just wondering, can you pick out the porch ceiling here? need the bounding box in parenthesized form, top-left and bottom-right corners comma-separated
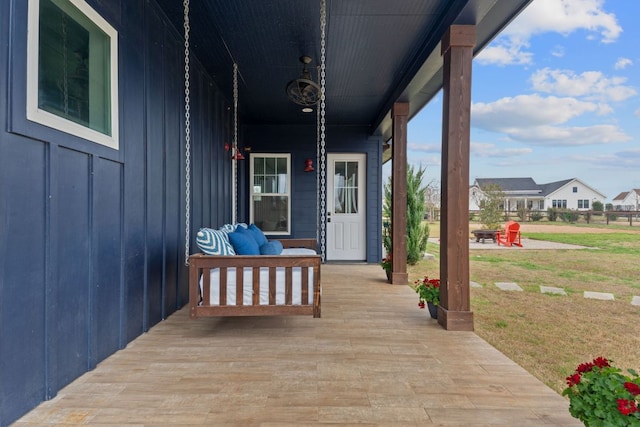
(155, 0, 532, 141)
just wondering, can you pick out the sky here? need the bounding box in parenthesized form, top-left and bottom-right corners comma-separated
(396, 0, 640, 202)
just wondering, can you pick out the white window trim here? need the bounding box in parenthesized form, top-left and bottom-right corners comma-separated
(26, 0, 119, 150)
(249, 153, 291, 235)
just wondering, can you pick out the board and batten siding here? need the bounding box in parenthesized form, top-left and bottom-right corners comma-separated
(0, 0, 231, 424)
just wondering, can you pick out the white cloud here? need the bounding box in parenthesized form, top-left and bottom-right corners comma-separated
(471, 142, 532, 158)
(407, 143, 439, 153)
(506, 124, 631, 146)
(570, 149, 640, 168)
(530, 68, 637, 102)
(472, 94, 599, 130)
(477, 0, 622, 66)
(614, 57, 633, 70)
(471, 94, 631, 146)
(476, 42, 533, 66)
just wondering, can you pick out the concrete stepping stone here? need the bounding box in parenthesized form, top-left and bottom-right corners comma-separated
(631, 296, 640, 306)
(495, 282, 523, 291)
(540, 286, 567, 296)
(584, 291, 614, 301)
(470, 281, 482, 288)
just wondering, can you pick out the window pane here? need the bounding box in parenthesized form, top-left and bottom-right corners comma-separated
(276, 173, 287, 194)
(276, 157, 287, 174)
(253, 176, 265, 192)
(347, 161, 358, 186)
(265, 158, 276, 174)
(252, 195, 289, 232)
(254, 157, 264, 175)
(264, 176, 276, 193)
(39, 0, 111, 135)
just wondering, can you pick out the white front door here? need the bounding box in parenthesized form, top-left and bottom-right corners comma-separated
(326, 153, 366, 261)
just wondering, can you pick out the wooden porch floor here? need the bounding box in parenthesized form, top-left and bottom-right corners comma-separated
(14, 264, 580, 426)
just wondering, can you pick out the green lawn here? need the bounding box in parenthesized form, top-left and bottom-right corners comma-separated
(408, 225, 640, 394)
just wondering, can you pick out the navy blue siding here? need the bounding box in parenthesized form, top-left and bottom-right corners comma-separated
(0, 0, 232, 424)
(93, 158, 124, 364)
(0, 137, 48, 423)
(53, 148, 92, 393)
(121, 0, 147, 344)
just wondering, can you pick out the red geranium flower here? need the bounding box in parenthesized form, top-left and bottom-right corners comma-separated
(593, 357, 611, 369)
(566, 373, 581, 387)
(577, 362, 595, 374)
(617, 399, 639, 416)
(624, 382, 640, 396)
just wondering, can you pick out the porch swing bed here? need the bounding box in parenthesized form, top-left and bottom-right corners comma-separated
(182, 0, 327, 320)
(189, 237, 321, 319)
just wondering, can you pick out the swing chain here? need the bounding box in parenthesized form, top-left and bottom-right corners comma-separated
(319, 0, 327, 262)
(183, 0, 191, 266)
(232, 63, 239, 224)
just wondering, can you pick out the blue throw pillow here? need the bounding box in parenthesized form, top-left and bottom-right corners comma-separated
(228, 226, 260, 255)
(259, 240, 283, 255)
(196, 228, 236, 255)
(247, 224, 268, 247)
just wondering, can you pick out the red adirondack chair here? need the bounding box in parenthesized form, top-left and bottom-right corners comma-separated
(496, 221, 522, 247)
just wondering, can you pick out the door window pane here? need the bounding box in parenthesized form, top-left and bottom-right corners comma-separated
(334, 161, 358, 214)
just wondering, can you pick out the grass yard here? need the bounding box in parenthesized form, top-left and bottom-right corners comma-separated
(408, 222, 640, 394)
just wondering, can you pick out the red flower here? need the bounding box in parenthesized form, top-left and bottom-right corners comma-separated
(577, 362, 595, 374)
(418, 302, 425, 309)
(624, 382, 640, 396)
(566, 373, 581, 387)
(592, 357, 611, 369)
(617, 399, 639, 416)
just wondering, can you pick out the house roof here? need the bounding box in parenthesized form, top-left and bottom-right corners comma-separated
(154, 0, 532, 141)
(613, 191, 629, 202)
(474, 178, 540, 193)
(538, 179, 574, 197)
(474, 177, 607, 199)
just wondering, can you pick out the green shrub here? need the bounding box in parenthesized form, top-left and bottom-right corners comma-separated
(530, 212, 543, 222)
(383, 165, 431, 265)
(477, 184, 505, 230)
(592, 200, 604, 214)
(560, 210, 580, 223)
(406, 165, 430, 265)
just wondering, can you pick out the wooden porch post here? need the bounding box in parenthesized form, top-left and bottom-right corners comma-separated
(391, 102, 409, 285)
(438, 25, 476, 330)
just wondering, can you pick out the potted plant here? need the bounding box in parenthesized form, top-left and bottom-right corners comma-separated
(414, 276, 440, 319)
(380, 253, 392, 282)
(562, 357, 640, 426)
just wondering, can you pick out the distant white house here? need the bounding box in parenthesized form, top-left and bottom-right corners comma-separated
(470, 178, 606, 212)
(612, 189, 640, 211)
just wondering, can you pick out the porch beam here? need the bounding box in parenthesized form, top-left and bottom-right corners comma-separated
(391, 102, 409, 285)
(438, 25, 476, 330)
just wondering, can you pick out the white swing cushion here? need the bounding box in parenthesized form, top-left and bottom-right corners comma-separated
(196, 228, 236, 256)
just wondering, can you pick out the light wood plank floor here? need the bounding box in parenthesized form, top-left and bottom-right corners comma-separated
(14, 264, 580, 426)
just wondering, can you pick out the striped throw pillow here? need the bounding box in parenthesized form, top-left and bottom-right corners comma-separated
(218, 223, 236, 234)
(196, 228, 236, 255)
